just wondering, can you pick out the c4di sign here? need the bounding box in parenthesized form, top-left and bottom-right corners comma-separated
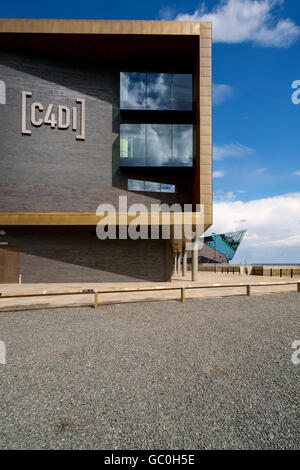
(21, 91, 86, 140)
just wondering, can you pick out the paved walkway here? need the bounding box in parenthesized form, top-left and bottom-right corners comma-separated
(0, 272, 299, 310)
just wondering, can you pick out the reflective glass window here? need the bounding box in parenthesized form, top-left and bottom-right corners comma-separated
(120, 72, 193, 111)
(128, 180, 176, 193)
(145, 181, 161, 192)
(146, 124, 172, 166)
(120, 124, 146, 166)
(120, 72, 146, 109)
(172, 124, 193, 167)
(173, 74, 193, 110)
(161, 183, 176, 193)
(128, 179, 145, 191)
(146, 73, 172, 110)
(120, 124, 193, 167)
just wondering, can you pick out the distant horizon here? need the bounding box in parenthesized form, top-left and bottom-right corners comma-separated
(236, 263, 300, 266)
(249, 263, 300, 266)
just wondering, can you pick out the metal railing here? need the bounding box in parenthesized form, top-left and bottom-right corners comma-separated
(0, 281, 299, 309)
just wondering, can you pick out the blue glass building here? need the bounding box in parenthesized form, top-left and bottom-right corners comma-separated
(204, 231, 247, 263)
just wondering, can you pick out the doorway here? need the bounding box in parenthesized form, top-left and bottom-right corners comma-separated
(0, 246, 19, 283)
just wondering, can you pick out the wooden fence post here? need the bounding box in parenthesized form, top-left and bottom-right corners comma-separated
(246, 285, 251, 296)
(297, 282, 300, 293)
(94, 289, 98, 309)
(181, 287, 185, 303)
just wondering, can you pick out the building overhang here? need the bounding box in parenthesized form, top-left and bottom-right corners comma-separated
(0, 19, 203, 70)
(0, 18, 213, 231)
(0, 18, 207, 36)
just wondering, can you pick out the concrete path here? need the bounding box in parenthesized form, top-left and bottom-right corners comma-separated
(0, 272, 299, 311)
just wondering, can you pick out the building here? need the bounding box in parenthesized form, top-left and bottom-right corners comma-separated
(202, 231, 247, 263)
(185, 231, 247, 268)
(0, 19, 212, 283)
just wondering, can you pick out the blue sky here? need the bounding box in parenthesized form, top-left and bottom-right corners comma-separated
(1, 0, 300, 262)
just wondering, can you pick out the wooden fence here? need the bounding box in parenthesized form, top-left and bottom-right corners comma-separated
(0, 281, 299, 309)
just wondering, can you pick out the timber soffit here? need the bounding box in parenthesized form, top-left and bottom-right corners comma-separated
(0, 19, 211, 36)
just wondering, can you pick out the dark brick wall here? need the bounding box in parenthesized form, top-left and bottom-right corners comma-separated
(0, 51, 190, 212)
(3, 229, 173, 282)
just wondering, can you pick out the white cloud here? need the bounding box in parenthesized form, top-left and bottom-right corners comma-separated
(206, 192, 300, 263)
(214, 190, 238, 201)
(224, 191, 236, 201)
(214, 142, 254, 160)
(214, 189, 247, 201)
(159, 6, 176, 20)
(213, 170, 225, 178)
(263, 235, 300, 247)
(256, 168, 268, 174)
(293, 170, 300, 176)
(213, 84, 234, 105)
(175, 0, 300, 48)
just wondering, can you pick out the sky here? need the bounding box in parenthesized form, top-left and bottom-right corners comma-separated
(1, 0, 300, 263)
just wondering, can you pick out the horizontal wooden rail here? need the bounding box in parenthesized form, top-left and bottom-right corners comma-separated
(0, 281, 299, 309)
(0, 290, 94, 299)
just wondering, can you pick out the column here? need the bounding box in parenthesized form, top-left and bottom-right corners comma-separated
(174, 251, 179, 276)
(176, 251, 181, 276)
(172, 252, 177, 276)
(192, 244, 198, 282)
(182, 246, 187, 277)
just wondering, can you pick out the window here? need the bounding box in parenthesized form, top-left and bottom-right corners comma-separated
(128, 179, 176, 193)
(173, 125, 193, 167)
(145, 181, 161, 192)
(120, 124, 146, 166)
(120, 72, 146, 110)
(146, 124, 172, 166)
(128, 179, 145, 191)
(146, 73, 172, 110)
(161, 183, 176, 193)
(120, 72, 193, 111)
(173, 74, 193, 111)
(120, 124, 194, 167)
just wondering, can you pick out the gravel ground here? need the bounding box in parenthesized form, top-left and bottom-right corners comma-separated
(0, 293, 299, 450)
